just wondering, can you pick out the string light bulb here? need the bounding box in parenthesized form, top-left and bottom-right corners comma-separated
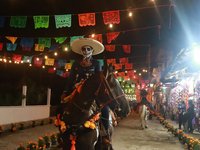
(45, 55, 48, 59)
(53, 68, 56, 70)
(92, 34, 95, 37)
(66, 69, 68, 71)
(4, 59, 7, 62)
(65, 47, 68, 51)
(36, 58, 39, 61)
(29, 64, 32, 66)
(109, 24, 113, 28)
(134, 76, 136, 78)
(143, 69, 145, 72)
(54, 52, 57, 56)
(14, 61, 17, 63)
(139, 73, 141, 76)
(134, 70, 136, 73)
(129, 12, 132, 17)
(0, 58, 2, 61)
(115, 71, 118, 74)
(27, 59, 30, 62)
(125, 71, 127, 73)
(9, 60, 12, 63)
(146, 70, 148, 72)
(42, 65, 45, 68)
(21, 61, 23, 63)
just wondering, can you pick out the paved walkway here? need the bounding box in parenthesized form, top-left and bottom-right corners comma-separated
(0, 112, 186, 150)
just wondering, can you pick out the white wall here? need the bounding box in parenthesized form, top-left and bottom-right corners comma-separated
(0, 105, 50, 125)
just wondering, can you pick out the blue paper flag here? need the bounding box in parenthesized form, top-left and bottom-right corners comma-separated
(97, 59, 104, 66)
(49, 44, 59, 51)
(56, 70, 64, 76)
(6, 43, 17, 51)
(23, 56, 32, 63)
(70, 36, 83, 45)
(58, 59, 67, 66)
(0, 16, 5, 28)
(20, 38, 34, 47)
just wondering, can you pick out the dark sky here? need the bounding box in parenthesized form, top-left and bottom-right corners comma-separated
(0, 0, 198, 104)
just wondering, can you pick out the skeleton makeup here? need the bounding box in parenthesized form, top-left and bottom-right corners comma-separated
(81, 45, 94, 59)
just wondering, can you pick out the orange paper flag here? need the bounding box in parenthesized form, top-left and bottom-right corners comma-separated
(6, 36, 18, 44)
(105, 45, 115, 52)
(78, 13, 95, 27)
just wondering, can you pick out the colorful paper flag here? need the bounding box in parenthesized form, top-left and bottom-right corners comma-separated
(58, 59, 67, 66)
(70, 36, 84, 45)
(97, 59, 104, 66)
(106, 32, 120, 44)
(10, 16, 27, 28)
(34, 57, 43, 67)
(0, 43, 3, 51)
(65, 63, 71, 69)
(125, 63, 133, 69)
(127, 70, 134, 76)
(23, 56, 32, 63)
(119, 57, 129, 65)
(54, 14, 71, 28)
(49, 44, 59, 51)
(89, 34, 102, 43)
(54, 62, 61, 69)
(38, 38, 51, 48)
(78, 13, 95, 27)
(123, 45, 131, 53)
(6, 36, 18, 44)
(22, 46, 31, 51)
(7, 43, 17, 51)
(114, 64, 122, 70)
(117, 72, 125, 77)
(20, 38, 34, 47)
(102, 10, 120, 25)
(0, 16, 5, 28)
(54, 37, 67, 44)
(12, 54, 22, 62)
(105, 45, 115, 52)
(33, 16, 49, 29)
(45, 58, 54, 66)
(107, 59, 116, 65)
(62, 72, 70, 78)
(56, 70, 64, 76)
(70, 60, 75, 66)
(48, 68, 56, 74)
(35, 44, 45, 51)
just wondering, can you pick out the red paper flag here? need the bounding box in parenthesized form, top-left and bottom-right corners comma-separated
(136, 84, 140, 89)
(139, 80, 144, 83)
(123, 45, 131, 53)
(107, 59, 116, 65)
(145, 80, 149, 83)
(127, 70, 134, 76)
(48, 68, 56, 74)
(106, 32, 120, 44)
(62, 72, 70, 78)
(78, 13, 95, 27)
(89, 34, 102, 43)
(123, 76, 130, 81)
(34, 57, 43, 67)
(102, 10, 120, 25)
(134, 74, 139, 79)
(12, 54, 22, 62)
(105, 45, 115, 52)
(22, 46, 31, 51)
(141, 83, 146, 88)
(119, 57, 128, 65)
(125, 63, 133, 70)
(117, 72, 125, 77)
(114, 64, 122, 70)
(0, 43, 3, 51)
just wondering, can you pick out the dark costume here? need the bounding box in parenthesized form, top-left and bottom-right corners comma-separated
(186, 103, 194, 132)
(133, 96, 155, 114)
(64, 57, 110, 141)
(178, 104, 186, 129)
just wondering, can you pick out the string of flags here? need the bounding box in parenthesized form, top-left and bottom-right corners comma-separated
(0, 4, 173, 29)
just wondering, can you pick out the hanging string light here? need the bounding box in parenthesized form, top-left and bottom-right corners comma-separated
(134, 70, 136, 73)
(54, 52, 57, 56)
(0, 58, 2, 61)
(64, 47, 68, 51)
(128, 12, 133, 17)
(53, 68, 56, 70)
(27, 59, 30, 62)
(21, 61, 23, 63)
(109, 24, 113, 28)
(66, 69, 68, 71)
(36, 58, 39, 61)
(139, 73, 141, 76)
(42, 65, 45, 68)
(45, 55, 48, 59)
(92, 34, 95, 37)
(4, 59, 7, 62)
(29, 64, 32, 66)
(9, 60, 12, 63)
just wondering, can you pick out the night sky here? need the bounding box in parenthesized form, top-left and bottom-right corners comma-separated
(0, 0, 198, 105)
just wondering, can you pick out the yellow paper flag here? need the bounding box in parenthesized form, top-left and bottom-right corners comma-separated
(35, 44, 45, 52)
(65, 63, 71, 69)
(6, 36, 18, 44)
(45, 58, 54, 66)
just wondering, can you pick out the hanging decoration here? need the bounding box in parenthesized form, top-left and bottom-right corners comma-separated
(58, 59, 67, 66)
(23, 56, 32, 63)
(105, 45, 115, 52)
(54, 37, 67, 44)
(125, 63, 133, 69)
(139, 79, 144, 83)
(35, 44, 45, 52)
(7, 43, 17, 51)
(48, 68, 56, 74)
(33, 16, 49, 29)
(107, 58, 116, 65)
(0, 43, 3, 51)
(0, 16, 5, 28)
(65, 63, 71, 69)
(49, 44, 59, 51)
(123, 76, 130, 81)
(22, 46, 31, 51)
(6, 36, 18, 44)
(89, 34, 102, 43)
(20, 38, 34, 47)
(119, 57, 128, 65)
(123, 45, 131, 53)
(70, 36, 84, 45)
(118, 72, 125, 77)
(106, 32, 120, 44)
(54, 62, 61, 69)
(56, 70, 64, 76)
(114, 64, 122, 70)
(78, 13, 95, 27)
(145, 80, 149, 83)
(12, 54, 22, 62)
(38, 38, 51, 48)
(127, 70, 134, 76)
(97, 59, 104, 66)
(10, 16, 27, 28)
(45, 58, 54, 66)
(70, 60, 75, 66)
(102, 10, 120, 25)
(54, 14, 71, 28)
(62, 72, 70, 78)
(34, 57, 43, 67)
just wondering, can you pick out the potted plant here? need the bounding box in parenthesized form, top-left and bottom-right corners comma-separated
(43, 134, 51, 148)
(0, 125, 4, 135)
(17, 143, 26, 150)
(20, 122, 24, 130)
(26, 141, 38, 150)
(11, 123, 17, 132)
(31, 120, 36, 127)
(191, 139, 200, 150)
(178, 130, 183, 141)
(50, 132, 57, 146)
(49, 117, 53, 124)
(40, 119, 44, 126)
(38, 137, 46, 150)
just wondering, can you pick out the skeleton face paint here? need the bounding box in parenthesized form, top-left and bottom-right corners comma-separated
(81, 45, 94, 58)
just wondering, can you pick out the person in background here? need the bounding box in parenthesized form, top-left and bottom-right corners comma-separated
(178, 101, 186, 129)
(186, 100, 194, 132)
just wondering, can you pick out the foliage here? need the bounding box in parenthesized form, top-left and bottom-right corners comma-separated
(38, 137, 46, 149)
(49, 117, 53, 124)
(0, 125, 4, 133)
(50, 132, 57, 142)
(11, 123, 17, 132)
(31, 120, 36, 127)
(17, 143, 26, 150)
(26, 141, 38, 150)
(43, 134, 50, 143)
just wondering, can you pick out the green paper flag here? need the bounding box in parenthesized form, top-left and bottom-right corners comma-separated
(10, 16, 27, 28)
(38, 38, 51, 48)
(131, 84, 135, 88)
(62, 44, 71, 51)
(70, 60, 75, 66)
(97, 59, 104, 67)
(54, 37, 67, 44)
(33, 16, 49, 29)
(70, 36, 83, 45)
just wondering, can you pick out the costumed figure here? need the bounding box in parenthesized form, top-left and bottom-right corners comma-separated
(59, 38, 112, 146)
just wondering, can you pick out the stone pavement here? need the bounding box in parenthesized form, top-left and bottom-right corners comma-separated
(0, 112, 186, 150)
